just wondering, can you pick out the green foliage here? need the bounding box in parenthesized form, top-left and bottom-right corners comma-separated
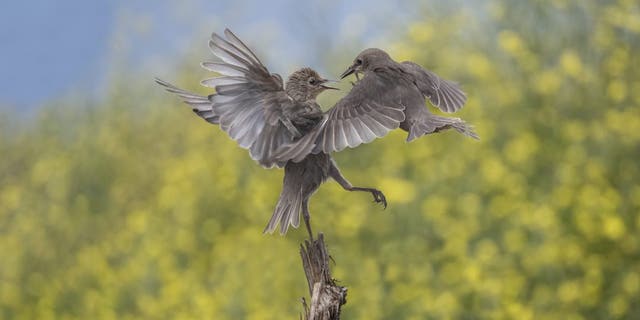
(1, 1, 640, 319)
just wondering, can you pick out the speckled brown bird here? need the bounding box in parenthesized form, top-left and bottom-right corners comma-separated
(273, 48, 478, 166)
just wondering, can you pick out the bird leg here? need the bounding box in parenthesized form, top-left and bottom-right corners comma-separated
(302, 199, 314, 240)
(328, 162, 387, 208)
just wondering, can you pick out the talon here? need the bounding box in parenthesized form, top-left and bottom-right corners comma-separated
(373, 189, 387, 209)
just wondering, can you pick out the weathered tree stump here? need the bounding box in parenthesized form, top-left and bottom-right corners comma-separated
(299, 233, 347, 320)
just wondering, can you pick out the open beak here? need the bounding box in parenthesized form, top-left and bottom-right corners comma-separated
(340, 65, 356, 79)
(320, 79, 339, 90)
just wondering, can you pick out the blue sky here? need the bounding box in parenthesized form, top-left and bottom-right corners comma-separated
(0, 0, 418, 111)
(0, 0, 116, 109)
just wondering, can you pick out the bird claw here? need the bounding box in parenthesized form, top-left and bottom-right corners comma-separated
(370, 189, 387, 209)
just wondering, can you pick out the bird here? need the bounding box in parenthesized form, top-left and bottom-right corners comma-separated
(271, 48, 477, 166)
(261, 67, 388, 238)
(340, 48, 478, 141)
(155, 29, 388, 238)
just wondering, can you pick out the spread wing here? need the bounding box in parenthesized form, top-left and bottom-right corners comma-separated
(157, 28, 300, 168)
(273, 70, 408, 163)
(401, 61, 467, 113)
(154, 78, 219, 125)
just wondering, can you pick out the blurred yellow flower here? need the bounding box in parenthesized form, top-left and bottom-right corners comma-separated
(504, 132, 539, 165)
(2, 2, 640, 319)
(467, 53, 492, 79)
(378, 177, 416, 204)
(607, 79, 627, 103)
(498, 30, 525, 56)
(602, 215, 626, 240)
(560, 50, 583, 79)
(558, 281, 580, 303)
(608, 295, 629, 318)
(408, 23, 433, 43)
(533, 69, 562, 95)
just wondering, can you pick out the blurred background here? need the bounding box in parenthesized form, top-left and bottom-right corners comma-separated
(1, 0, 639, 319)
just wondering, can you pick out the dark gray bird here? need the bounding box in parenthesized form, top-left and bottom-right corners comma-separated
(272, 49, 477, 167)
(155, 29, 388, 237)
(263, 67, 386, 237)
(341, 48, 478, 141)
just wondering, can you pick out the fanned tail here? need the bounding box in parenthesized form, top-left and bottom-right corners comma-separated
(263, 188, 302, 235)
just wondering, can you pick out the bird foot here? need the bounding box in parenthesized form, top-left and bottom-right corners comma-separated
(370, 189, 387, 209)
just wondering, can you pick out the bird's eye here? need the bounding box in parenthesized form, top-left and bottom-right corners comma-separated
(308, 78, 317, 85)
(356, 58, 363, 65)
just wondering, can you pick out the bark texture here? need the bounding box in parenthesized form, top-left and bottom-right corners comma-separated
(300, 233, 347, 320)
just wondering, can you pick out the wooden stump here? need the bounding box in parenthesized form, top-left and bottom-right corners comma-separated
(300, 233, 347, 320)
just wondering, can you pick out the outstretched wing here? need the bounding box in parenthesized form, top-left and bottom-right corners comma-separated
(158, 28, 300, 168)
(154, 78, 219, 125)
(274, 70, 407, 163)
(401, 61, 467, 113)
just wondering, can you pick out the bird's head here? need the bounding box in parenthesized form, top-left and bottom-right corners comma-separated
(285, 68, 338, 102)
(340, 48, 392, 79)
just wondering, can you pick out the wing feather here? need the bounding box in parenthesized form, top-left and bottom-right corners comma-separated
(271, 69, 407, 160)
(401, 61, 467, 113)
(157, 29, 296, 168)
(201, 62, 248, 76)
(154, 78, 220, 125)
(201, 76, 245, 88)
(223, 29, 265, 66)
(208, 40, 250, 68)
(342, 119, 360, 148)
(333, 120, 348, 151)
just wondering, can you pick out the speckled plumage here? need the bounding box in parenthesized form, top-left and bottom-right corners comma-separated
(156, 29, 386, 237)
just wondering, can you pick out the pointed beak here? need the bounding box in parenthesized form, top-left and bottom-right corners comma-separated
(340, 65, 356, 79)
(320, 79, 339, 90)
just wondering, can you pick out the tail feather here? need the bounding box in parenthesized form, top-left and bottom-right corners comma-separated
(263, 189, 302, 235)
(408, 114, 479, 141)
